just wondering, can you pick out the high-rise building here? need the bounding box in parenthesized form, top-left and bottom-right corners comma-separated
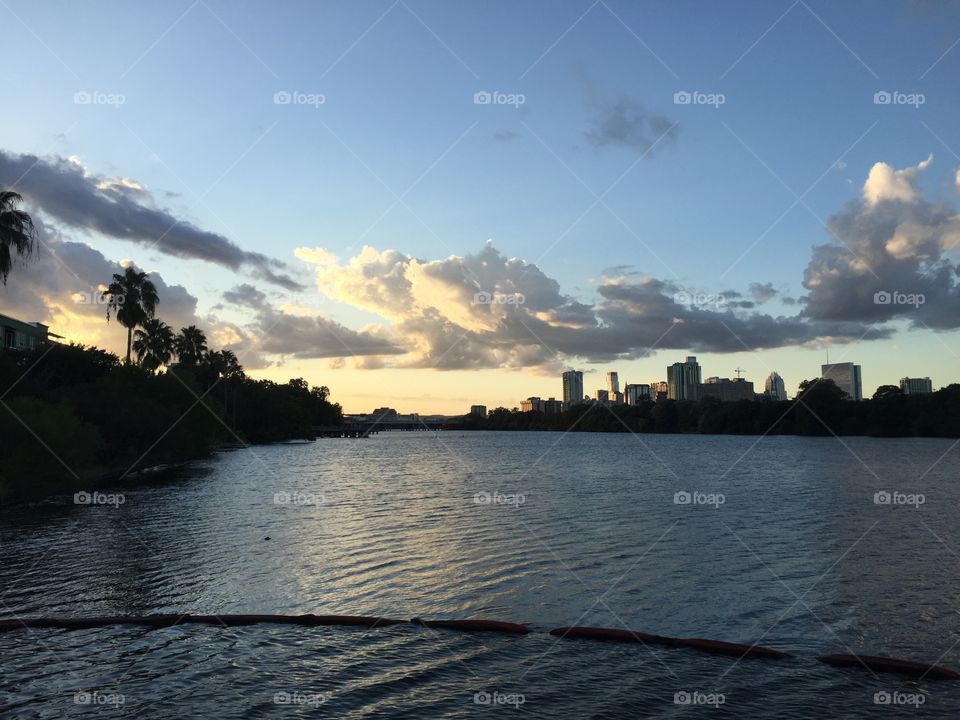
(624, 384, 652, 405)
(765, 372, 788, 401)
(652, 381, 669, 401)
(821, 362, 862, 400)
(606, 371, 620, 395)
(520, 397, 544, 412)
(543, 398, 563, 414)
(691, 378, 755, 402)
(562, 370, 584, 409)
(596, 389, 609, 404)
(900, 377, 933, 395)
(667, 356, 702, 400)
(470, 405, 487, 418)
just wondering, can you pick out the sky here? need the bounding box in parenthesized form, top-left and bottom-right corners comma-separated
(2, 0, 960, 413)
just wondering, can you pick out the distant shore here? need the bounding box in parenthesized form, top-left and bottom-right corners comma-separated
(458, 384, 960, 439)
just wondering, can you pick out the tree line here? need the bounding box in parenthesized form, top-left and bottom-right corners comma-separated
(0, 338, 343, 499)
(462, 379, 960, 438)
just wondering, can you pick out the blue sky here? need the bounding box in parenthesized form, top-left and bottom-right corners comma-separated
(3, 0, 960, 411)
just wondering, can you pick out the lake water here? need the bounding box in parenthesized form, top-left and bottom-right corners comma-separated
(2, 431, 960, 718)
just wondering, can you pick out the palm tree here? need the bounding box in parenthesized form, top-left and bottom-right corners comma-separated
(0, 191, 37, 284)
(133, 318, 175, 372)
(174, 325, 208, 367)
(105, 266, 159, 364)
(204, 349, 244, 381)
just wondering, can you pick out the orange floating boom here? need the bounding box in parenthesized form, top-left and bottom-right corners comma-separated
(674, 637, 790, 659)
(0, 614, 406, 631)
(820, 654, 959, 680)
(548, 626, 789, 659)
(411, 618, 530, 634)
(548, 626, 674, 646)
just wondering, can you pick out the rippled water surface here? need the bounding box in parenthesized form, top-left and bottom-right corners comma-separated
(3, 431, 960, 718)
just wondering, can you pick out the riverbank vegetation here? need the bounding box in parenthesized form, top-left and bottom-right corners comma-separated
(0, 341, 342, 498)
(0, 251, 341, 499)
(462, 379, 960, 438)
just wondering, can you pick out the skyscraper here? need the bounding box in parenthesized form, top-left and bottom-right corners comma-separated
(562, 370, 584, 409)
(624, 384, 652, 405)
(900, 377, 933, 395)
(667, 356, 702, 400)
(606, 371, 620, 395)
(821, 362, 862, 400)
(765, 371, 787, 401)
(691, 378, 755, 402)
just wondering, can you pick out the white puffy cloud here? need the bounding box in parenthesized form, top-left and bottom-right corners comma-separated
(803, 155, 960, 329)
(862, 154, 932, 206)
(288, 240, 883, 371)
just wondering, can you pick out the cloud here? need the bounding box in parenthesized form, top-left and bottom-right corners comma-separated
(0, 219, 202, 353)
(802, 155, 960, 329)
(0, 149, 304, 290)
(220, 283, 405, 362)
(292, 241, 884, 371)
(584, 97, 677, 156)
(749, 282, 778, 304)
(862, 154, 932, 206)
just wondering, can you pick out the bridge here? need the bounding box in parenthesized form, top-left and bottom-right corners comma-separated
(313, 415, 461, 438)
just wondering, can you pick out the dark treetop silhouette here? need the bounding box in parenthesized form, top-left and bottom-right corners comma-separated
(0, 190, 36, 284)
(105, 266, 158, 365)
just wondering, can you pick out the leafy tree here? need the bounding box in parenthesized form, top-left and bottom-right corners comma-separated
(0, 191, 36, 283)
(106, 266, 159, 364)
(872, 385, 903, 401)
(174, 325, 208, 367)
(793, 378, 848, 435)
(201, 349, 244, 384)
(133, 318, 175, 372)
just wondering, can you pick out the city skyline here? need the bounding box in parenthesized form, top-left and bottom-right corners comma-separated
(495, 354, 942, 418)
